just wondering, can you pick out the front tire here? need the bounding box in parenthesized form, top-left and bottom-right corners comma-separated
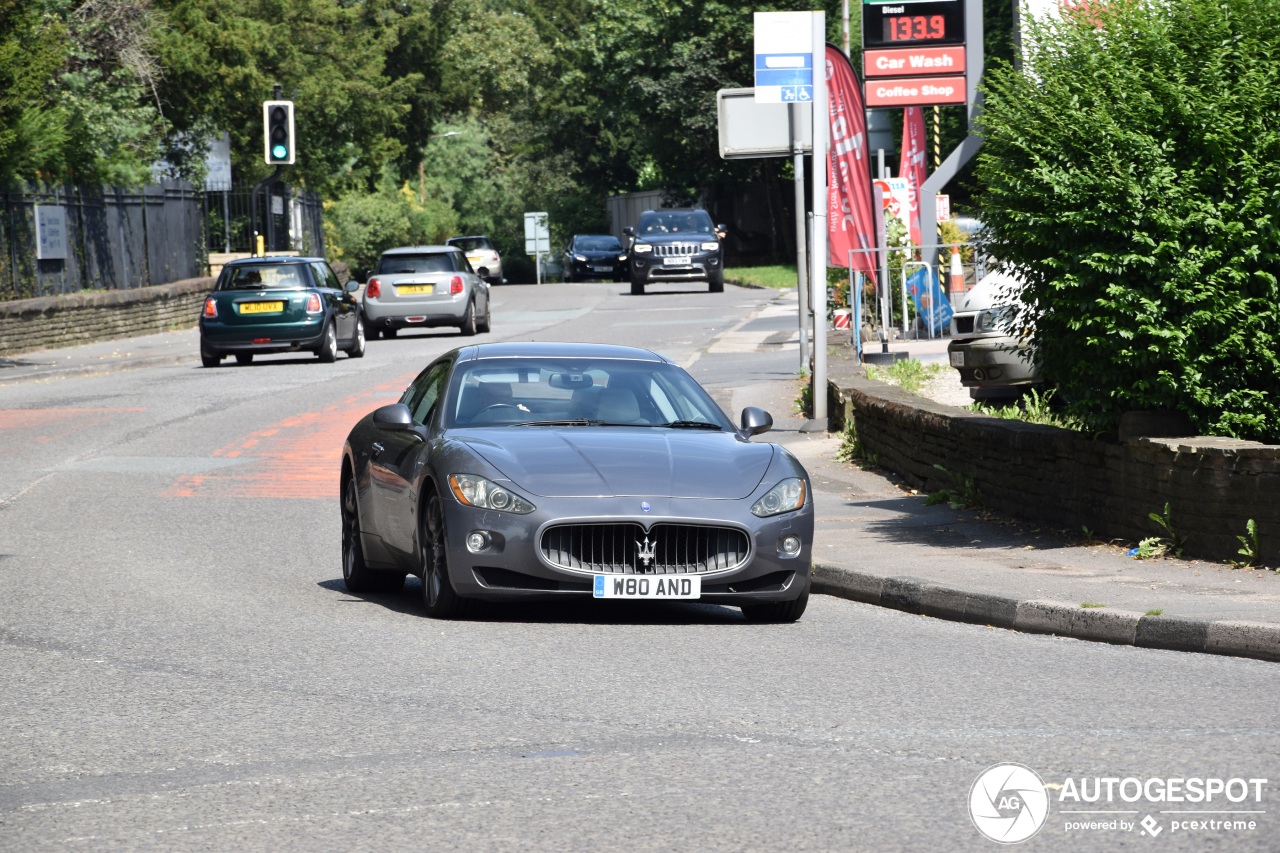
(341, 477, 405, 594)
(741, 589, 809, 623)
(477, 297, 492, 334)
(317, 321, 338, 362)
(709, 275, 724, 294)
(630, 277, 645, 296)
(420, 492, 471, 619)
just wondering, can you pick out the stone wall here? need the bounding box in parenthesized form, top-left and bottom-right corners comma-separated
(0, 279, 212, 357)
(827, 370, 1280, 565)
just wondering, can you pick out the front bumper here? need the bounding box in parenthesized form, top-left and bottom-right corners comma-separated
(630, 252, 722, 283)
(947, 336, 1039, 389)
(568, 258, 626, 280)
(441, 494, 813, 605)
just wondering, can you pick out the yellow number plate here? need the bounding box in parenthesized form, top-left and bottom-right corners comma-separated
(397, 284, 434, 295)
(239, 301, 284, 314)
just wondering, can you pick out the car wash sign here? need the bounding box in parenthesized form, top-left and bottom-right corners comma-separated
(754, 11, 815, 104)
(862, 0, 968, 108)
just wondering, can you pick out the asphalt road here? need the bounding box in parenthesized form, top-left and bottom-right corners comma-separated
(1, 280, 1277, 852)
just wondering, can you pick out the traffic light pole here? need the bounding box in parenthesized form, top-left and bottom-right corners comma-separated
(250, 165, 283, 257)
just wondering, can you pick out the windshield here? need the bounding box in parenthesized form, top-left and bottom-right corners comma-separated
(448, 237, 492, 252)
(217, 264, 308, 291)
(446, 358, 732, 429)
(576, 236, 623, 252)
(378, 253, 457, 274)
(636, 211, 714, 236)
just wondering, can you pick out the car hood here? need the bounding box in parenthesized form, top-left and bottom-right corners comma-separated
(635, 233, 716, 246)
(452, 428, 773, 499)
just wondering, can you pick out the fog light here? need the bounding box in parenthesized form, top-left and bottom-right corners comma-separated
(781, 535, 802, 556)
(466, 531, 491, 553)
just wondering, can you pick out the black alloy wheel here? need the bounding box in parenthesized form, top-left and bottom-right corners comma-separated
(740, 589, 809, 623)
(341, 477, 404, 594)
(420, 492, 470, 619)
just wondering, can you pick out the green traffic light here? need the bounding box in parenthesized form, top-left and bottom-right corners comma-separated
(272, 144, 288, 160)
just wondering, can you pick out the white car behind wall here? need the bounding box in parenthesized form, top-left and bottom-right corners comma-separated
(946, 270, 1041, 401)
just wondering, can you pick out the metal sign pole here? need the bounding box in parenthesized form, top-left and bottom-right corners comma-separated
(791, 103, 810, 371)
(807, 11, 828, 429)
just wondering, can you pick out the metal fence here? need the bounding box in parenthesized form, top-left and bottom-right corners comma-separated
(1, 181, 325, 301)
(201, 181, 324, 258)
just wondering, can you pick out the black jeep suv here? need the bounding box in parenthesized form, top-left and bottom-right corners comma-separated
(623, 209, 726, 295)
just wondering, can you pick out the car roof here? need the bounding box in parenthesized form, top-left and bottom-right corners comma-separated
(380, 245, 460, 254)
(446, 235, 489, 241)
(454, 342, 673, 364)
(226, 256, 326, 266)
(572, 233, 621, 239)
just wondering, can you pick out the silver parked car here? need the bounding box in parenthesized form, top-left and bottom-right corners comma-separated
(445, 235, 503, 285)
(339, 342, 814, 623)
(361, 246, 491, 339)
(947, 270, 1040, 400)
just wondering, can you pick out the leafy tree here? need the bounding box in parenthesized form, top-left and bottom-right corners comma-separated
(976, 0, 1280, 442)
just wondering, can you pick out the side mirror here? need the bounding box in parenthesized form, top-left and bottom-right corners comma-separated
(740, 406, 773, 437)
(373, 403, 416, 431)
(622, 227, 635, 237)
(344, 279, 360, 293)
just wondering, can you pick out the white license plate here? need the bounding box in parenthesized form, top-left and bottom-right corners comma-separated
(593, 574, 701, 599)
(949, 351, 965, 367)
(593, 266, 613, 273)
(663, 256, 692, 266)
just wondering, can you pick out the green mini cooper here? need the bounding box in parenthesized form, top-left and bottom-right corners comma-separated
(199, 256, 365, 367)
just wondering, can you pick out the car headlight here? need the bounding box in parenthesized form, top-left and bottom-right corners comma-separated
(701, 242, 720, 251)
(975, 310, 997, 333)
(575, 254, 587, 262)
(751, 478, 806, 517)
(618, 254, 627, 261)
(448, 474, 535, 514)
(632, 243, 652, 254)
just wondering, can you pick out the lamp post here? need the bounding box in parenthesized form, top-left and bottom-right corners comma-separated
(420, 131, 461, 204)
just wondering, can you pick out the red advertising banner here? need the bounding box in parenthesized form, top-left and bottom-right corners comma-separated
(824, 44, 877, 284)
(899, 107, 926, 245)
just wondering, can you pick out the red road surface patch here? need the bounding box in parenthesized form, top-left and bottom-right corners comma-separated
(166, 382, 407, 500)
(0, 408, 145, 455)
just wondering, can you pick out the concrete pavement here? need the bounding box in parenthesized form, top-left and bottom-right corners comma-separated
(5, 302, 1280, 663)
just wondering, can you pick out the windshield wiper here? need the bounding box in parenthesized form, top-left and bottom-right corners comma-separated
(515, 419, 603, 427)
(659, 420, 723, 430)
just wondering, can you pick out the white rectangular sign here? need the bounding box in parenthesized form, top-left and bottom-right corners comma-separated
(35, 205, 68, 260)
(524, 211, 549, 254)
(754, 12, 817, 103)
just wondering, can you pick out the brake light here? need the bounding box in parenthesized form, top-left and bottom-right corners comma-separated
(450, 275, 464, 295)
(366, 277, 381, 298)
(202, 298, 218, 318)
(306, 293, 323, 313)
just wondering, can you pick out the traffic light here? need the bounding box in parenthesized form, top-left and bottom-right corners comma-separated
(263, 100, 295, 165)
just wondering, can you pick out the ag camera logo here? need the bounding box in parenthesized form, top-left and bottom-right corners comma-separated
(970, 763, 1050, 844)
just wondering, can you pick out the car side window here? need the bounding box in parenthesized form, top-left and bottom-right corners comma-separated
(455, 252, 473, 273)
(404, 361, 452, 426)
(312, 262, 340, 289)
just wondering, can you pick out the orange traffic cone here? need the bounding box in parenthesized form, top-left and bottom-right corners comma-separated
(948, 247, 965, 296)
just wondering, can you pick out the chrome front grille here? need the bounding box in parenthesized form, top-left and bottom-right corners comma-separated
(653, 242, 699, 257)
(540, 522, 750, 575)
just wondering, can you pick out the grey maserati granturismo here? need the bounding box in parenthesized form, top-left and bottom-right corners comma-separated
(339, 342, 813, 621)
